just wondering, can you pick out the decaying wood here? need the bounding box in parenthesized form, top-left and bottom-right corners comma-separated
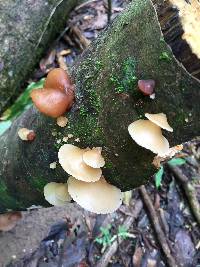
(0, 0, 78, 113)
(139, 185, 179, 267)
(168, 164, 200, 225)
(0, 0, 200, 212)
(155, 0, 200, 79)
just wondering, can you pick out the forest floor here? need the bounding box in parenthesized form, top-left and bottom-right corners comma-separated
(0, 1, 200, 266)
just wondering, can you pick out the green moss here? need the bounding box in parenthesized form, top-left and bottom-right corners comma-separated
(31, 177, 48, 193)
(0, 180, 19, 207)
(159, 52, 172, 62)
(105, 162, 113, 169)
(110, 57, 137, 94)
(67, 112, 104, 146)
(175, 110, 186, 124)
(79, 106, 88, 117)
(95, 60, 103, 71)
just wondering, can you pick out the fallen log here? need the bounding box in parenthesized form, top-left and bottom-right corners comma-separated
(0, 0, 200, 212)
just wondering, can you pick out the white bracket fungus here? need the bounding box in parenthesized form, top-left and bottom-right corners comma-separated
(67, 176, 122, 214)
(44, 182, 71, 206)
(82, 147, 105, 168)
(58, 144, 102, 182)
(128, 113, 173, 156)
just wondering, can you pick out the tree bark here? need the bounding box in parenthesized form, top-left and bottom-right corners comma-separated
(0, 0, 200, 213)
(155, 0, 200, 80)
(0, 0, 78, 113)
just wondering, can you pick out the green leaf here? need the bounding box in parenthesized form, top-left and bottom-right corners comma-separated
(155, 166, 164, 188)
(168, 158, 186, 166)
(1, 78, 44, 121)
(0, 78, 44, 136)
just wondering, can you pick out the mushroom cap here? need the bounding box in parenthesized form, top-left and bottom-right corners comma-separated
(44, 68, 75, 109)
(68, 176, 122, 214)
(138, 79, 155, 95)
(55, 183, 72, 202)
(18, 128, 33, 141)
(58, 144, 102, 182)
(44, 182, 71, 206)
(31, 88, 70, 118)
(83, 147, 105, 168)
(128, 120, 170, 156)
(145, 113, 173, 132)
(44, 68, 72, 93)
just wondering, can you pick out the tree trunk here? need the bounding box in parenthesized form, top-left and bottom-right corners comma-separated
(0, 0, 200, 213)
(0, 0, 78, 113)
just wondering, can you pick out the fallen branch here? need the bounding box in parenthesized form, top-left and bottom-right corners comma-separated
(139, 185, 178, 267)
(168, 164, 200, 225)
(96, 200, 143, 267)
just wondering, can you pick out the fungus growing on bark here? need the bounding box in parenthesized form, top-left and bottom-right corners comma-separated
(67, 176, 122, 214)
(56, 116, 68, 127)
(58, 144, 102, 182)
(18, 128, 36, 141)
(44, 68, 72, 93)
(128, 120, 170, 156)
(82, 147, 105, 168)
(145, 113, 173, 132)
(31, 68, 75, 118)
(31, 88, 70, 118)
(138, 79, 155, 95)
(44, 182, 71, 206)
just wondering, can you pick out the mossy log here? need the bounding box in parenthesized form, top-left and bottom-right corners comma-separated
(0, 0, 78, 113)
(0, 0, 200, 213)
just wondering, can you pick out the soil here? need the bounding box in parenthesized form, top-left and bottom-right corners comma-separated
(0, 1, 200, 267)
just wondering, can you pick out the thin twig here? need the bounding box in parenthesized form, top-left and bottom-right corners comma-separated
(139, 185, 179, 267)
(107, 0, 112, 23)
(168, 164, 200, 225)
(96, 200, 143, 267)
(71, 26, 91, 49)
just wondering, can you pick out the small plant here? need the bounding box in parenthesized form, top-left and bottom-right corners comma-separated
(155, 157, 186, 188)
(95, 224, 135, 253)
(95, 224, 113, 252)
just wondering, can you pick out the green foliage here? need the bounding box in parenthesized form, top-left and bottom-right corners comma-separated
(117, 225, 129, 239)
(168, 158, 186, 166)
(95, 224, 135, 252)
(155, 158, 186, 188)
(155, 166, 164, 188)
(0, 79, 44, 136)
(95, 224, 112, 248)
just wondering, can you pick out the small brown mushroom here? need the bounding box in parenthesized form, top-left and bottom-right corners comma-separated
(18, 128, 36, 141)
(44, 68, 75, 109)
(67, 176, 122, 214)
(31, 88, 70, 118)
(138, 79, 155, 95)
(44, 68, 72, 93)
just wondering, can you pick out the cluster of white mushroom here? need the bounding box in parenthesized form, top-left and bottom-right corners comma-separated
(128, 113, 173, 156)
(44, 144, 122, 214)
